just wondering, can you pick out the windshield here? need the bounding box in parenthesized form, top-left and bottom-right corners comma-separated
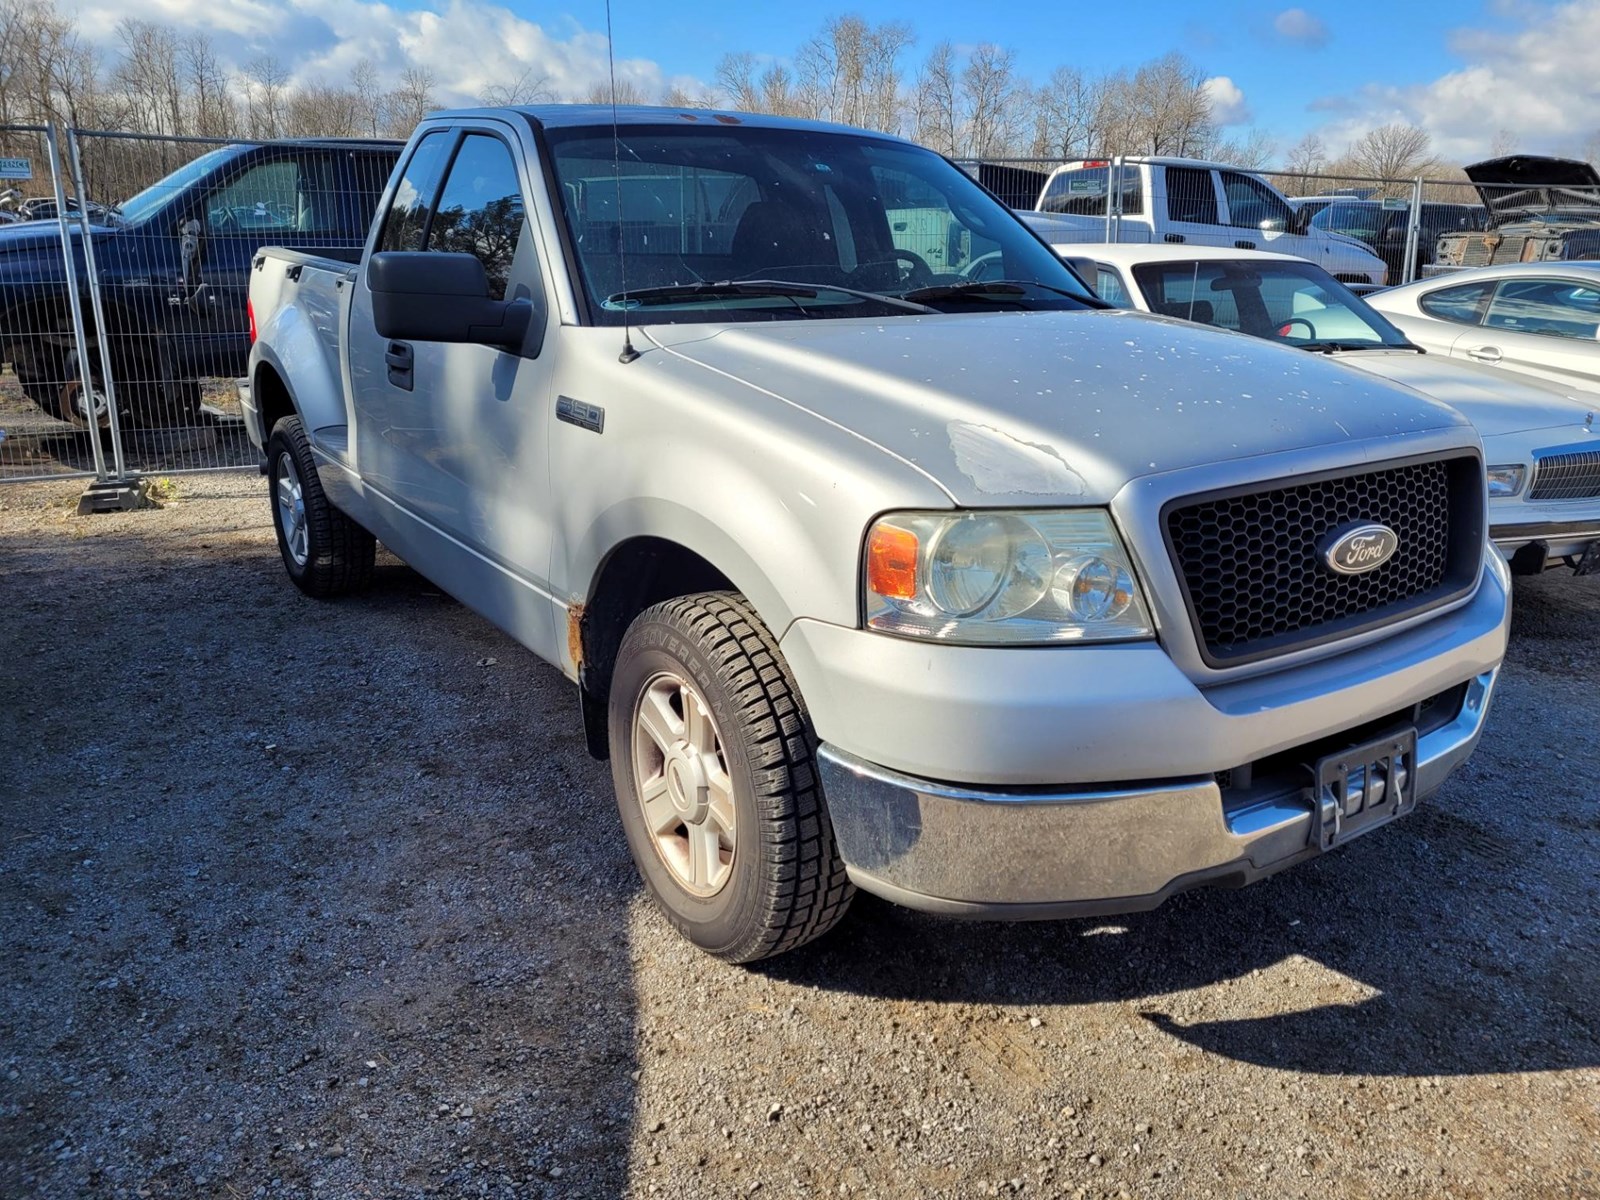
(544, 123, 1097, 325)
(114, 145, 240, 225)
(1311, 202, 1390, 241)
(1128, 258, 1413, 349)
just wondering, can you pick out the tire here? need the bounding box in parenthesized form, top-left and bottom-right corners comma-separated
(266, 415, 375, 598)
(608, 592, 854, 962)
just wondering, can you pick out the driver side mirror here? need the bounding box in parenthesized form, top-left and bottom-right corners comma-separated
(369, 251, 540, 355)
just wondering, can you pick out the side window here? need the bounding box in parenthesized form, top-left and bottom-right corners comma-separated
(378, 132, 452, 253)
(428, 134, 528, 302)
(1484, 279, 1600, 340)
(1094, 266, 1130, 306)
(1165, 167, 1218, 225)
(1220, 171, 1290, 230)
(206, 157, 333, 234)
(1418, 281, 1493, 326)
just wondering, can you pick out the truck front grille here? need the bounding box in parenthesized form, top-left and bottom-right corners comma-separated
(1164, 454, 1485, 667)
(1530, 446, 1600, 501)
(1459, 234, 1530, 267)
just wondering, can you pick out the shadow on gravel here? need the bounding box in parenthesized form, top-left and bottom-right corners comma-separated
(0, 530, 642, 1198)
(760, 571, 1600, 1080)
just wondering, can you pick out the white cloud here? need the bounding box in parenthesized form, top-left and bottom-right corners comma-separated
(1272, 8, 1330, 48)
(62, 0, 691, 106)
(1203, 76, 1252, 126)
(1313, 0, 1600, 162)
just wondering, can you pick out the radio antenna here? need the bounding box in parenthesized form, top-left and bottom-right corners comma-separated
(606, 0, 640, 363)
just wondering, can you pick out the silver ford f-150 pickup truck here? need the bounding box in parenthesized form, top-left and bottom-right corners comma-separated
(244, 106, 1509, 962)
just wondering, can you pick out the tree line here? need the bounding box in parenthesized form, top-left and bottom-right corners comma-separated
(1, 0, 1472, 202)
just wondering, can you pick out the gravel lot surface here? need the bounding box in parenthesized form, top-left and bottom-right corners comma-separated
(2, 473, 1597, 1200)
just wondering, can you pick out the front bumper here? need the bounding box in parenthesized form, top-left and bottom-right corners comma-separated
(819, 670, 1498, 917)
(1490, 516, 1600, 569)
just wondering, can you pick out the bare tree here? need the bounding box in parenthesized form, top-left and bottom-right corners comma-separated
(351, 58, 382, 136)
(1341, 123, 1441, 180)
(1029, 66, 1104, 159)
(911, 41, 959, 156)
(383, 65, 436, 137)
(796, 16, 912, 131)
(479, 67, 556, 107)
(961, 43, 1022, 159)
(243, 55, 288, 139)
(714, 52, 761, 113)
(182, 33, 234, 137)
(581, 76, 649, 107)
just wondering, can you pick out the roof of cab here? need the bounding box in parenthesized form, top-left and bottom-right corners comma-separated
(423, 104, 915, 142)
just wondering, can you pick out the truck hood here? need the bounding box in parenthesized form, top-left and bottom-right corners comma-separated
(643, 309, 1470, 506)
(1332, 350, 1600, 437)
(1463, 155, 1600, 221)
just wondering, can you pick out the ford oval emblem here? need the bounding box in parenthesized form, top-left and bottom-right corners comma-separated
(1320, 522, 1399, 575)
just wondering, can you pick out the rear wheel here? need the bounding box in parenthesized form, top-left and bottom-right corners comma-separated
(266, 415, 375, 597)
(609, 592, 853, 963)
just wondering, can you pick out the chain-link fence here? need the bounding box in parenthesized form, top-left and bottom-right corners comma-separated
(1, 125, 397, 492)
(0, 123, 121, 483)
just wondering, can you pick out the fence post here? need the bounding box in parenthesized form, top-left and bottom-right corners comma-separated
(66, 127, 135, 493)
(1399, 175, 1424, 286)
(44, 122, 112, 485)
(1107, 155, 1121, 244)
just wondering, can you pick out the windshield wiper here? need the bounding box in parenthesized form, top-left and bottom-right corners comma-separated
(607, 279, 935, 314)
(899, 278, 1101, 305)
(1296, 339, 1424, 354)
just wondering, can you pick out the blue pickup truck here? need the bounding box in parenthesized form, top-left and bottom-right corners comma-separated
(0, 138, 398, 427)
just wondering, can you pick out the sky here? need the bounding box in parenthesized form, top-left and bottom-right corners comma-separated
(61, 0, 1600, 163)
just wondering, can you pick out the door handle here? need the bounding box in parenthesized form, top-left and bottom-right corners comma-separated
(385, 340, 414, 390)
(1234, 240, 1256, 249)
(1164, 233, 1186, 244)
(1465, 345, 1502, 363)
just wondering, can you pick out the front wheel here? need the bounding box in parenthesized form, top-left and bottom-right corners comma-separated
(266, 416, 375, 598)
(609, 592, 854, 962)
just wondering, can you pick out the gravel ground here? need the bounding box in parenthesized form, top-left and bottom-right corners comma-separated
(1, 473, 1597, 1200)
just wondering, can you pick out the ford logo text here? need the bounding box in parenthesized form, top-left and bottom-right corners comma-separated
(1320, 523, 1399, 575)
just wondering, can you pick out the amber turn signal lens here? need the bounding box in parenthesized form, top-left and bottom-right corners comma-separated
(866, 523, 920, 600)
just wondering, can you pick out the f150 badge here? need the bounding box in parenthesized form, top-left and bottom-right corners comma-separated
(1320, 523, 1399, 575)
(556, 395, 605, 434)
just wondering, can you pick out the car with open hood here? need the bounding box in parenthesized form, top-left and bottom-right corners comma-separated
(1430, 155, 1600, 274)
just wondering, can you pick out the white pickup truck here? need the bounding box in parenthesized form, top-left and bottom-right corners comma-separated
(244, 105, 1507, 962)
(1021, 156, 1390, 287)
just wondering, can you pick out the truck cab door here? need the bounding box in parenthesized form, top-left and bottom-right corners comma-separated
(1218, 170, 1300, 255)
(349, 124, 560, 659)
(1159, 166, 1223, 247)
(167, 151, 346, 379)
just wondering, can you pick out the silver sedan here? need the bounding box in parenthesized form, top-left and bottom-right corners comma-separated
(1366, 262, 1600, 395)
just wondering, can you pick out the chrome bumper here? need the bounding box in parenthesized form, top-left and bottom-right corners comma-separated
(818, 670, 1498, 918)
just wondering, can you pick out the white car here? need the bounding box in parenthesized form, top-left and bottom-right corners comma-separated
(1070, 244, 1600, 574)
(1021, 157, 1389, 287)
(1366, 263, 1600, 395)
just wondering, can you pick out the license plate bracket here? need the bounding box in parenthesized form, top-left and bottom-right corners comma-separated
(1311, 727, 1418, 851)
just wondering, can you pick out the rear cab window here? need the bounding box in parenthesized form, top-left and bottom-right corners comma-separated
(1039, 164, 1143, 217)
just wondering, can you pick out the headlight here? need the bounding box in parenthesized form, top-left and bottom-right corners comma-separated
(1486, 464, 1526, 498)
(864, 509, 1155, 644)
